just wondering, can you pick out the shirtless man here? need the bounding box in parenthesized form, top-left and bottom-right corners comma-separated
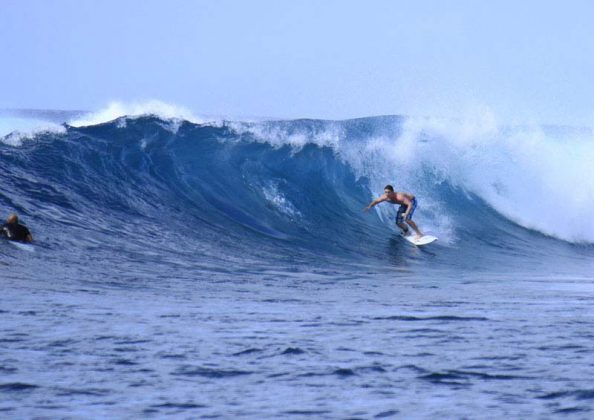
(363, 184, 423, 238)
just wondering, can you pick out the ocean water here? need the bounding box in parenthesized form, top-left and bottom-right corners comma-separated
(1, 106, 594, 418)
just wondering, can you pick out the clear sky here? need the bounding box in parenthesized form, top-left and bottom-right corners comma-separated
(1, 0, 593, 125)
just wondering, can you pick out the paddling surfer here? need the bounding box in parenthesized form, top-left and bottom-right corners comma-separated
(1, 214, 33, 243)
(363, 185, 423, 239)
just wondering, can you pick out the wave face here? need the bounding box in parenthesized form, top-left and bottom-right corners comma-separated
(1, 112, 593, 276)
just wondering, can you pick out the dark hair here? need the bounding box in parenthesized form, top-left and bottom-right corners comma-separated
(384, 185, 394, 192)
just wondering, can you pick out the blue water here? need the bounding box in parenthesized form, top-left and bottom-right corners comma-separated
(1, 111, 594, 418)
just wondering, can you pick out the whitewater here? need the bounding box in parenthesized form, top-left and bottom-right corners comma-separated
(1, 103, 594, 418)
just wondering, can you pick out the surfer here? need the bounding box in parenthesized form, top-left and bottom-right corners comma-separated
(363, 185, 423, 238)
(1, 214, 33, 243)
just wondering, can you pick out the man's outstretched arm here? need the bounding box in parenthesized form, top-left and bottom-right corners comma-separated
(363, 195, 387, 212)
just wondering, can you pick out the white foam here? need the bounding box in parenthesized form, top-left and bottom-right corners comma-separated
(261, 181, 302, 219)
(228, 120, 343, 150)
(69, 100, 206, 128)
(383, 112, 594, 243)
(0, 118, 66, 146)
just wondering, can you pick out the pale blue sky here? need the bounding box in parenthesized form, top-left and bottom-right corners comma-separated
(1, 0, 593, 124)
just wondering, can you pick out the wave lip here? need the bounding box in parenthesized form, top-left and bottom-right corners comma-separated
(68, 100, 206, 128)
(0, 110, 70, 143)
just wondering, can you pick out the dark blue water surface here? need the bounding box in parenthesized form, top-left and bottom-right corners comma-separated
(1, 115, 594, 418)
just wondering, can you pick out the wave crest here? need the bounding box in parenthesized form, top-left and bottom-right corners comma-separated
(68, 100, 206, 127)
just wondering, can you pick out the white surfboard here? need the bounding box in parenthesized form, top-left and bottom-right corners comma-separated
(8, 241, 35, 252)
(404, 234, 438, 246)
